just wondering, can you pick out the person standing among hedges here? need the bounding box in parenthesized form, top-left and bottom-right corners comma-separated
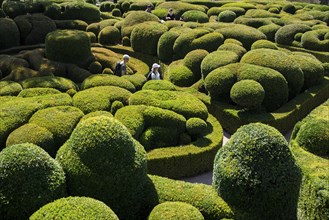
(166, 8, 175, 20)
(145, 4, 153, 13)
(147, 63, 162, 80)
(115, 54, 130, 76)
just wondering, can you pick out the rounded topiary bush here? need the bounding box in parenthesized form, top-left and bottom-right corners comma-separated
(218, 10, 236, 22)
(29, 106, 84, 148)
(241, 48, 304, 99)
(56, 116, 152, 219)
(140, 126, 179, 151)
(201, 50, 239, 78)
(184, 49, 209, 78)
(230, 80, 265, 109)
(142, 80, 176, 91)
(17, 88, 61, 98)
(218, 43, 247, 58)
(296, 119, 329, 157)
(204, 67, 237, 101)
(110, 100, 124, 115)
(88, 61, 103, 74)
(98, 26, 121, 45)
(148, 202, 204, 220)
(275, 24, 311, 46)
(112, 8, 122, 17)
(251, 39, 278, 50)
(213, 123, 301, 220)
(0, 18, 20, 50)
(131, 22, 168, 55)
(0, 143, 67, 220)
(301, 29, 329, 52)
(6, 123, 55, 156)
(0, 81, 22, 96)
(186, 117, 207, 136)
(45, 30, 91, 64)
(30, 197, 119, 220)
(258, 23, 281, 42)
(168, 64, 196, 87)
(157, 31, 180, 62)
(21, 76, 78, 92)
(282, 3, 296, 14)
(181, 10, 209, 23)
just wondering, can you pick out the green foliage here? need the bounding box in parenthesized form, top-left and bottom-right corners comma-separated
(6, 123, 55, 156)
(204, 67, 237, 101)
(201, 50, 239, 78)
(122, 74, 147, 90)
(0, 18, 20, 50)
(14, 14, 56, 45)
(251, 39, 278, 50)
(121, 11, 159, 37)
(157, 31, 180, 62)
(29, 106, 84, 149)
(55, 19, 88, 31)
(130, 2, 152, 11)
(216, 24, 266, 49)
(191, 32, 224, 53)
(112, 8, 122, 17)
(217, 43, 247, 58)
(149, 175, 233, 220)
(218, 10, 236, 22)
(30, 197, 119, 220)
(296, 119, 329, 157)
(275, 24, 311, 46)
(140, 126, 179, 151)
(21, 76, 78, 92)
(88, 61, 102, 74)
(81, 74, 136, 92)
(98, 26, 121, 45)
(207, 7, 245, 17)
(156, 2, 206, 19)
(222, 2, 256, 11)
(100, 2, 115, 12)
(301, 29, 329, 52)
(184, 49, 209, 79)
(148, 202, 205, 220)
(17, 88, 61, 98)
(234, 16, 276, 29)
(241, 48, 304, 99)
(213, 123, 301, 220)
(168, 63, 196, 87)
(56, 116, 150, 219)
(131, 22, 168, 55)
(73, 86, 132, 114)
(142, 80, 176, 91)
(45, 30, 91, 65)
(110, 100, 124, 115)
(0, 143, 67, 220)
(186, 117, 207, 136)
(283, 3, 296, 14)
(129, 90, 208, 120)
(81, 111, 113, 121)
(182, 10, 208, 23)
(230, 79, 265, 109)
(290, 52, 324, 89)
(258, 23, 281, 42)
(0, 81, 22, 96)
(1, 1, 26, 18)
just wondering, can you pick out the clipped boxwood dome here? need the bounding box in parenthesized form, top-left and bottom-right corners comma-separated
(6, 123, 55, 156)
(241, 48, 304, 99)
(186, 117, 207, 136)
(157, 31, 180, 62)
(45, 30, 91, 65)
(213, 123, 301, 220)
(0, 81, 22, 96)
(142, 80, 176, 91)
(230, 79, 265, 109)
(56, 116, 150, 219)
(296, 119, 329, 157)
(251, 39, 278, 50)
(17, 88, 61, 98)
(131, 22, 168, 55)
(98, 26, 121, 45)
(181, 10, 209, 23)
(168, 63, 196, 87)
(148, 202, 204, 220)
(0, 18, 20, 50)
(30, 197, 119, 220)
(218, 10, 236, 22)
(275, 24, 311, 46)
(184, 49, 209, 78)
(0, 143, 67, 220)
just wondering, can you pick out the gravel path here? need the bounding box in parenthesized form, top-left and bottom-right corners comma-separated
(182, 130, 293, 185)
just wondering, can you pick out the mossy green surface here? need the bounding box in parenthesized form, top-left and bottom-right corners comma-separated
(81, 74, 136, 92)
(142, 80, 176, 91)
(17, 88, 61, 98)
(0, 143, 67, 220)
(0, 80, 22, 96)
(30, 197, 119, 220)
(21, 76, 78, 92)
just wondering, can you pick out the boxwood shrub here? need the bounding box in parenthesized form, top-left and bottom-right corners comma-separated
(217, 43, 247, 58)
(98, 26, 121, 45)
(213, 123, 301, 220)
(184, 49, 209, 78)
(182, 10, 209, 23)
(0, 143, 67, 220)
(31, 197, 119, 220)
(168, 62, 196, 87)
(17, 88, 61, 98)
(301, 29, 329, 52)
(121, 11, 159, 37)
(0, 80, 22, 96)
(0, 18, 20, 50)
(218, 10, 236, 22)
(56, 116, 151, 219)
(142, 80, 176, 91)
(148, 202, 204, 220)
(275, 24, 311, 46)
(81, 74, 136, 92)
(157, 31, 180, 62)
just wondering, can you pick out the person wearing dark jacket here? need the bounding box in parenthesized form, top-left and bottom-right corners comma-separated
(166, 8, 175, 20)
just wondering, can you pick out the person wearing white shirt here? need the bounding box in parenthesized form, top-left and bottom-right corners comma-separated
(147, 63, 162, 80)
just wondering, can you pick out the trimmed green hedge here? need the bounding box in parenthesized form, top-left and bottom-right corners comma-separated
(213, 123, 301, 220)
(17, 88, 61, 98)
(56, 116, 151, 219)
(81, 74, 136, 92)
(147, 114, 222, 178)
(98, 26, 121, 45)
(142, 80, 176, 91)
(21, 76, 78, 92)
(157, 31, 180, 62)
(0, 143, 67, 220)
(218, 10, 236, 22)
(149, 175, 234, 220)
(0, 81, 22, 96)
(0, 18, 20, 50)
(275, 24, 311, 46)
(217, 43, 247, 58)
(182, 10, 209, 23)
(73, 86, 132, 114)
(148, 202, 204, 220)
(121, 11, 159, 37)
(184, 49, 209, 78)
(301, 29, 329, 52)
(30, 197, 119, 220)
(29, 106, 84, 150)
(167, 62, 196, 87)
(251, 39, 278, 50)
(156, 2, 206, 20)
